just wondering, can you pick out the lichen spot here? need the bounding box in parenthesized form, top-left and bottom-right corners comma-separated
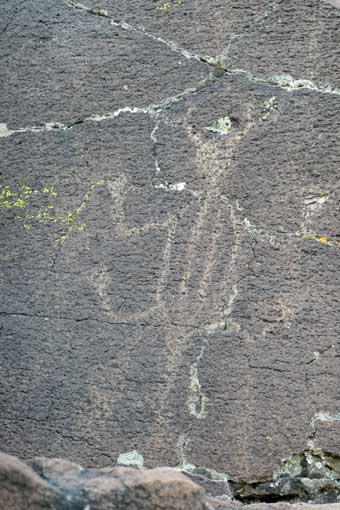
(206, 116, 232, 135)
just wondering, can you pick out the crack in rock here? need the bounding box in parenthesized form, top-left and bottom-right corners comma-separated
(240, 215, 340, 253)
(226, 69, 340, 96)
(306, 346, 335, 366)
(2, 22, 339, 140)
(0, 311, 137, 327)
(63, 0, 340, 98)
(0, 77, 211, 139)
(0, 121, 70, 138)
(63, 0, 210, 64)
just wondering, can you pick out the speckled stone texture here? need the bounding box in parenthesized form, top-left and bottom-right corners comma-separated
(2, 0, 340, 500)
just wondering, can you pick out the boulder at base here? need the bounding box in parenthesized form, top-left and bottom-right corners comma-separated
(2, 451, 340, 510)
(0, 452, 205, 510)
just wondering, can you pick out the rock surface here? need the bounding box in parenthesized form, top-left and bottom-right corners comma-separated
(2, 0, 340, 503)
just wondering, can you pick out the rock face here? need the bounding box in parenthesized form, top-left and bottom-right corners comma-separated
(2, 0, 340, 504)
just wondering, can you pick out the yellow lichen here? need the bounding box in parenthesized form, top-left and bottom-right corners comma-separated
(0, 178, 105, 244)
(0, 184, 57, 210)
(159, 2, 171, 10)
(158, 0, 183, 11)
(304, 233, 340, 248)
(42, 186, 57, 197)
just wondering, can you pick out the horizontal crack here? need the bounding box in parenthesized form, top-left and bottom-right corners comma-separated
(0, 311, 208, 330)
(223, 67, 340, 96)
(239, 216, 340, 252)
(0, 77, 211, 139)
(0, 311, 136, 327)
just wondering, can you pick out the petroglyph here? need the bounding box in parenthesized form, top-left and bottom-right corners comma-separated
(90, 176, 179, 323)
(146, 107, 260, 429)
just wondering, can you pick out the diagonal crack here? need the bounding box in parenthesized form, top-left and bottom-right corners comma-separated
(63, 0, 211, 65)
(306, 345, 336, 365)
(63, 0, 340, 98)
